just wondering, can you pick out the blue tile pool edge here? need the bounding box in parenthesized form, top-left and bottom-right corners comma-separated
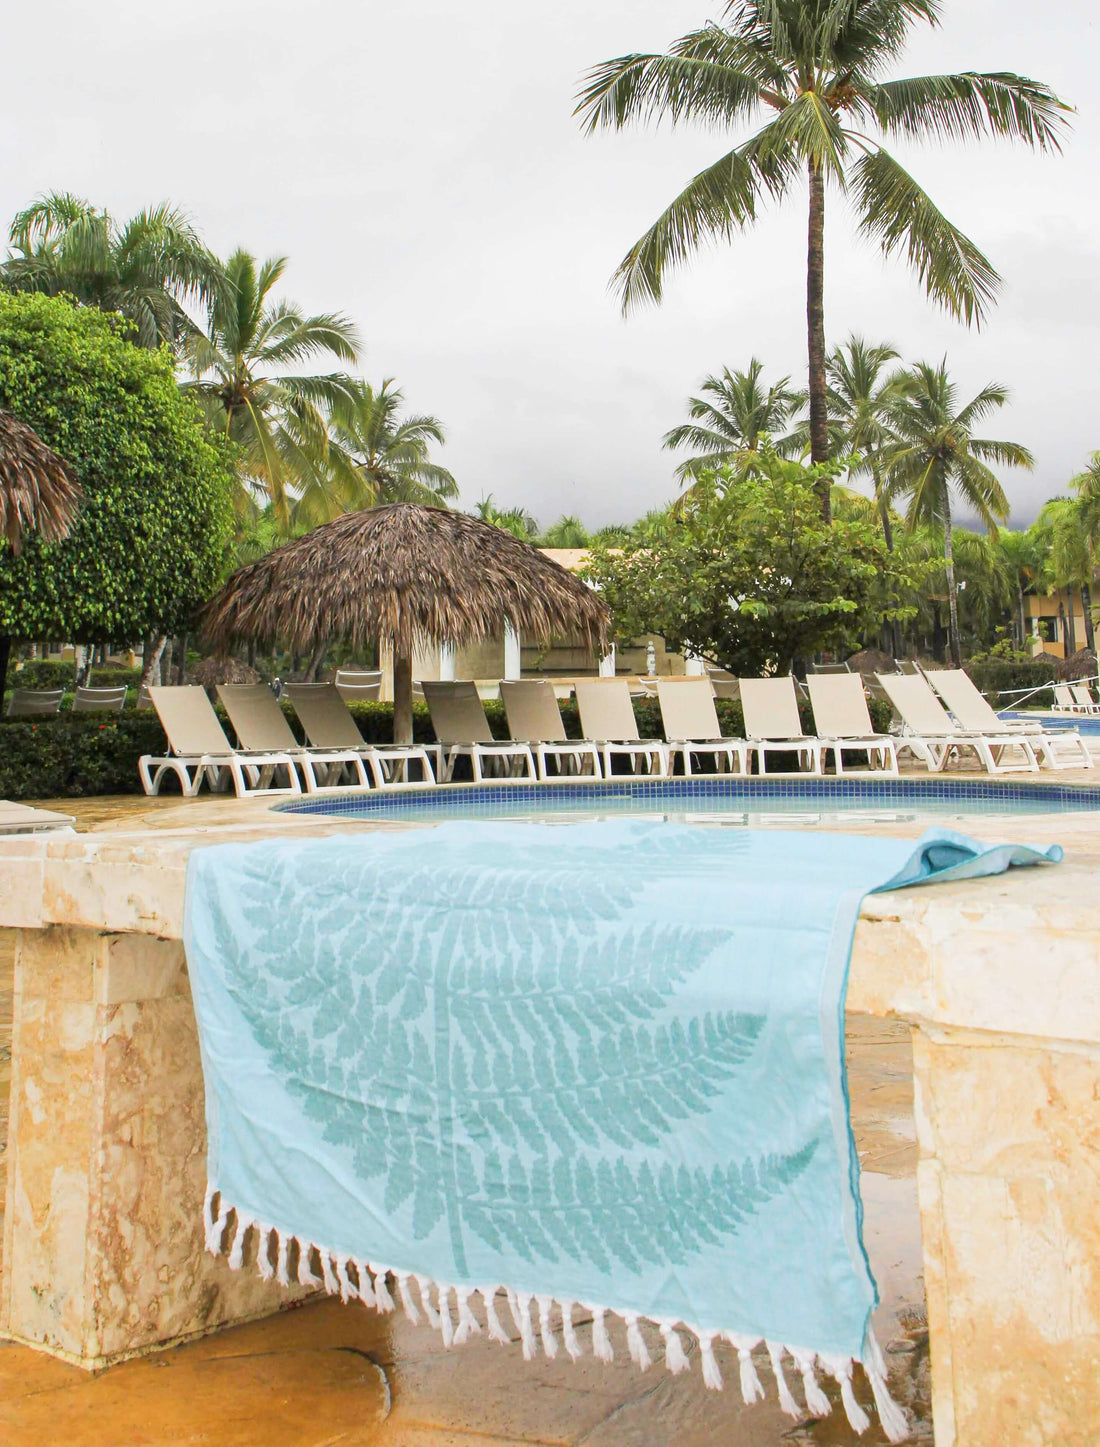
(275, 774, 1100, 820)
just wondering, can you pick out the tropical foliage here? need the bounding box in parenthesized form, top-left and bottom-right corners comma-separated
(880, 360, 1032, 666)
(0, 293, 234, 695)
(294, 379, 458, 525)
(663, 358, 805, 481)
(2, 192, 222, 350)
(582, 447, 918, 675)
(182, 250, 361, 526)
(577, 0, 1069, 514)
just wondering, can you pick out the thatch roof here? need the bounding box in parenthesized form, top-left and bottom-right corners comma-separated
(0, 410, 81, 554)
(1056, 648, 1097, 681)
(202, 504, 610, 657)
(188, 655, 261, 691)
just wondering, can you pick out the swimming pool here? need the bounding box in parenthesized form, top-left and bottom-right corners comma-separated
(1002, 710, 1100, 735)
(280, 775, 1100, 827)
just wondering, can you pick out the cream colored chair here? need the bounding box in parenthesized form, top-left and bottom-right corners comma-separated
(929, 670, 1092, 771)
(500, 680, 600, 780)
(73, 685, 127, 713)
(284, 683, 436, 787)
(334, 669, 383, 702)
(573, 679, 667, 777)
(218, 684, 373, 793)
(656, 680, 748, 777)
(1070, 683, 1100, 715)
(877, 673, 1038, 774)
(7, 688, 63, 717)
(139, 686, 302, 797)
(805, 674, 899, 775)
(0, 801, 76, 834)
(738, 677, 824, 775)
(423, 681, 536, 782)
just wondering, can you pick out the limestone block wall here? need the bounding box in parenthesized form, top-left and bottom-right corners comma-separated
(0, 817, 1099, 1445)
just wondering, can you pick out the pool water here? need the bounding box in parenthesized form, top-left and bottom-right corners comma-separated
(281, 775, 1100, 827)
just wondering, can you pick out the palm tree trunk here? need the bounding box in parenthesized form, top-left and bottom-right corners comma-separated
(806, 161, 829, 521)
(1016, 585, 1026, 650)
(1065, 586, 1078, 656)
(393, 652, 414, 745)
(1082, 582, 1096, 654)
(943, 501, 962, 668)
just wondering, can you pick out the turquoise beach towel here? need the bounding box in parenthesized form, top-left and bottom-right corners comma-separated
(184, 823, 1059, 1442)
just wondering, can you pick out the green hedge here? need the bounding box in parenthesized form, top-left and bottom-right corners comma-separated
(0, 693, 897, 801)
(964, 659, 1057, 710)
(7, 661, 144, 691)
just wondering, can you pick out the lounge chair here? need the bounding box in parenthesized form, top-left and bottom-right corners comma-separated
(500, 680, 601, 780)
(0, 801, 76, 834)
(284, 682, 436, 786)
(738, 677, 824, 775)
(1071, 683, 1100, 715)
(72, 685, 127, 713)
(929, 670, 1093, 771)
(218, 684, 373, 793)
(710, 680, 740, 702)
(573, 679, 668, 777)
(334, 668, 383, 703)
(1051, 684, 1082, 714)
(139, 686, 302, 797)
(876, 673, 1039, 774)
(136, 684, 155, 710)
(422, 681, 536, 783)
(656, 680, 748, 777)
(805, 674, 899, 775)
(7, 688, 63, 717)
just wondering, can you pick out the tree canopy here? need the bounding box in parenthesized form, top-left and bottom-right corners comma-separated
(582, 447, 918, 675)
(0, 293, 234, 651)
(2, 192, 222, 350)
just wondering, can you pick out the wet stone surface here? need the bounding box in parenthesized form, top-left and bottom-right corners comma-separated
(0, 795, 933, 1443)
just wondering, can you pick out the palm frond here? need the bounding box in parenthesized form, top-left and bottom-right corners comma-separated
(851, 147, 1000, 324)
(611, 123, 799, 310)
(575, 45, 765, 132)
(869, 72, 1072, 151)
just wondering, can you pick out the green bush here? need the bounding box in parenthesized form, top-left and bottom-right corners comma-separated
(0, 293, 234, 648)
(964, 658, 1057, 709)
(7, 661, 144, 692)
(0, 713, 168, 799)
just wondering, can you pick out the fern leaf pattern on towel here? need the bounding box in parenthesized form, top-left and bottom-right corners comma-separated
(221, 834, 810, 1280)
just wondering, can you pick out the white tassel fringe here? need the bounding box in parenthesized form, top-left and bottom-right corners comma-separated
(202, 1187, 910, 1440)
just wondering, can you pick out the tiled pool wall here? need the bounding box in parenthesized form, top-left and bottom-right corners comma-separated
(279, 774, 1100, 821)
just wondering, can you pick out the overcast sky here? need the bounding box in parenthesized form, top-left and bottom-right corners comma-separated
(3, 1, 1097, 527)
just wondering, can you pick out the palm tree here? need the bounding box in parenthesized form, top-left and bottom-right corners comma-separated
(182, 250, 360, 526)
(996, 526, 1048, 649)
(474, 496, 539, 541)
(882, 360, 1032, 666)
(826, 337, 902, 547)
(294, 379, 457, 527)
(663, 358, 805, 482)
(1068, 452, 1100, 653)
(2, 192, 222, 349)
(577, 1, 1069, 518)
(538, 516, 591, 548)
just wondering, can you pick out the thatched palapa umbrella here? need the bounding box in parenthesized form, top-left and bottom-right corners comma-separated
(202, 504, 609, 743)
(0, 410, 82, 700)
(0, 410, 82, 555)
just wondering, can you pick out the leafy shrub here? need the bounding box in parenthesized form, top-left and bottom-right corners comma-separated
(964, 657, 1056, 709)
(7, 661, 144, 692)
